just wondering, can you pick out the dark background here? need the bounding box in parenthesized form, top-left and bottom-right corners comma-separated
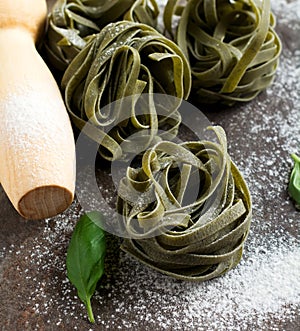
(0, 1, 299, 330)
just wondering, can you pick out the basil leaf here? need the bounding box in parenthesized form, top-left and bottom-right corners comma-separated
(289, 154, 300, 209)
(66, 211, 106, 323)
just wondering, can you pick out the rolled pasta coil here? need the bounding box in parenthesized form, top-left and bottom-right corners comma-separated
(44, 0, 159, 71)
(61, 21, 191, 160)
(119, 126, 252, 281)
(164, 0, 282, 105)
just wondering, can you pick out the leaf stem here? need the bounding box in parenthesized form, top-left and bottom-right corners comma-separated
(291, 153, 300, 164)
(86, 297, 95, 323)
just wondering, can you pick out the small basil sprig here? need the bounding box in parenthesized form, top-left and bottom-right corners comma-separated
(66, 211, 106, 323)
(288, 154, 300, 209)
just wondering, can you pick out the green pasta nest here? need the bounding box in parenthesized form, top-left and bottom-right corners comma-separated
(164, 0, 282, 105)
(44, 1, 256, 282)
(44, 0, 159, 71)
(118, 126, 252, 281)
(61, 21, 191, 160)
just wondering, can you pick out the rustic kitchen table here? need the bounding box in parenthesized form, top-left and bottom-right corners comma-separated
(0, 0, 299, 330)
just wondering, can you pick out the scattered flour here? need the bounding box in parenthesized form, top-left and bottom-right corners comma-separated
(0, 0, 299, 330)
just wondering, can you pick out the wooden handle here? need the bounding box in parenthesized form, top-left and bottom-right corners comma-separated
(0, 0, 76, 220)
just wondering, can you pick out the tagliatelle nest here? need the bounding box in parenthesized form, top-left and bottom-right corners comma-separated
(118, 126, 252, 281)
(164, 0, 282, 105)
(61, 21, 191, 160)
(44, 0, 159, 71)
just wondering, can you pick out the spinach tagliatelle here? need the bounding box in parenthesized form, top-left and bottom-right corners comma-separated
(44, 0, 254, 283)
(44, 0, 159, 71)
(61, 21, 191, 160)
(118, 126, 252, 281)
(164, 0, 282, 105)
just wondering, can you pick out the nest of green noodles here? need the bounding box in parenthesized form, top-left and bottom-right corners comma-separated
(61, 21, 191, 160)
(164, 0, 282, 105)
(44, 0, 159, 71)
(44, 0, 255, 282)
(118, 126, 252, 281)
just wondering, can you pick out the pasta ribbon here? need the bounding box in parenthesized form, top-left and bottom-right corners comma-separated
(61, 21, 191, 160)
(120, 126, 252, 281)
(44, 0, 159, 71)
(164, 0, 282, 105)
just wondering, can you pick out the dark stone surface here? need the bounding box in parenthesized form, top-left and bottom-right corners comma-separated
(0, 1, 299, 330)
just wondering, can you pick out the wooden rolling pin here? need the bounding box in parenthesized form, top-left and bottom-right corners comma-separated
(0, 0, 76, 220)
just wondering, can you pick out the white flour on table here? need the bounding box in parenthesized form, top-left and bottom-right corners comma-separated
(0, 1, 299, 330)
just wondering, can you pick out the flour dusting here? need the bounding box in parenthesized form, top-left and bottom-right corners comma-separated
(0, 0, 299, 330)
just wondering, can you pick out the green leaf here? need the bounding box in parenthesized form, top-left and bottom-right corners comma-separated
(66, 211, 106, 323)
(288, 154, 300, 208)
